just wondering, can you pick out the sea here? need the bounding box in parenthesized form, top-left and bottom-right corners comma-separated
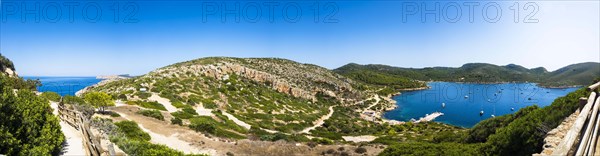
(383, 82, 579, 128)
(23, 76, 102, 96)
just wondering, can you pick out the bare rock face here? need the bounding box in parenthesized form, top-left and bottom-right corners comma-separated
(148, 58, 361, 102)
(4, 68, 17, 77)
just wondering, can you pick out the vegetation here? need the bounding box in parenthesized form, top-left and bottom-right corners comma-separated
(137, 109, 165, 120)
(189, 116, 246, 139)
(110, 121, 207, 156)
(64, 95, 86, 105)
(126, 100, 167, 111)
(335, 62, 600, 88)
(40, 91, 61, 102)
(84, 92, 115, 113)
(0, 74, 65, 155)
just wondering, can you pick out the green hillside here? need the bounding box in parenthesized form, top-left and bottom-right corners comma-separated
(335, 62, 600, 89)
(91, 57, 385, 140)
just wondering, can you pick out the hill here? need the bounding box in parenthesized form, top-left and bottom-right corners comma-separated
(334, 62, 600, 90)
(89, 57, 399, 140)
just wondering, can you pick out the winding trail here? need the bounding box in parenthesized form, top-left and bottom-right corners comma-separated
(300, 106, 335, 134)
(118, 112, 217, 155)
(148, 93, 179, 113)
(50, 102, 86, 156)
(364, 95, 382, 111)
(222, 111, 252, 130)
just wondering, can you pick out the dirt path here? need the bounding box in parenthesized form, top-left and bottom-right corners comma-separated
(149, 93, 179, 112)
(50, 102, 86, 156)
(195, 104, 214, 116)
(222, 111, 252, 130)
(364, 95, 382, 111)
(300, 106, 335, 134)
(110, 105, 385, 156)
(116, 109, 218, 155)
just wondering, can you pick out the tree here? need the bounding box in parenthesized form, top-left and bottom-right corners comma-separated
(0, 75, 65, 155)
(84, 92, 115, 113)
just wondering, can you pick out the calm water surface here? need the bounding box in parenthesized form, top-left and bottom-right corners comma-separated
(23, 76, 101, 96)
(383, 82, 579, 128)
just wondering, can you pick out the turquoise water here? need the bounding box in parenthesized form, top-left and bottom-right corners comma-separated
(23, 77, 101, 96)
(383, 82, 579, 128)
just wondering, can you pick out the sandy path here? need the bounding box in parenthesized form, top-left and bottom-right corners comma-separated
(300, 106, 335, 134)
(149, 93, 179, 113)
(50, 102, 86, 156)
(222, 112, 252, 130)
(118, 111, 217, 155)
(343, 135, 377, 143)
(365, 95, 381, 111)
(195, 105, 214, 117)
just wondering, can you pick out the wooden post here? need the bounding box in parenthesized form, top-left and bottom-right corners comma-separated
(581, 97, 589, 110)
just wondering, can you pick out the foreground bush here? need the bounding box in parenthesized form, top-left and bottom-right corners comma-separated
(0, 75, 65, 155)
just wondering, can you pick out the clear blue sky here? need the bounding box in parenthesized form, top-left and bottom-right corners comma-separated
(1, 0, 598, 76)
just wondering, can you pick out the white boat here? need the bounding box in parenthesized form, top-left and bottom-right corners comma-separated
(480, 110, 484, 116)
(465, 95, 469, 99)
(442, 103, 446, 108)
(491, 115, 496, 118)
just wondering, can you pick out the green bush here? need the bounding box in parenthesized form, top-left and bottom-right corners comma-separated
(189, 117, 217, 134)
(114, 121, 151, 141)
(40, 91, 61, 102)
(171, 117, 183, 125)
(128, 101, 167, 111)
(172, 101, 187, 108)
(380, 142, 483, 156)
(136, 92, 152, 99)
(171, 111, 196, 119)
(0, 79, 65, 155)
(63, 95, 86, 105)
(137, 110, 164, 121)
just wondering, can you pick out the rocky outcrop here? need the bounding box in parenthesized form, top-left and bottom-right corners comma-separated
(147, 58, 360, 102)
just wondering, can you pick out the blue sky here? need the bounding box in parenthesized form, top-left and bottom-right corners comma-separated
(1, 0, 598, 76)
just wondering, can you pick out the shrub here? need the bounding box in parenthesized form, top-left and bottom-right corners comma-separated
(172, 101, 186, 108)
(63, 95, 86, 105)
(171, 111, 196, 119)
(110, 112, 121, 117)
(128, 101, 167, 111)
(114, 121, 151, 141)
(171, 117, 183, 125)
(136, 92, 152, 99)
(0, 83, 65, 155)
(189, 117, 217, 134)
(355, 147, 367, 154)
(40, 91, 61, 102)
(137, 110, 164, 121)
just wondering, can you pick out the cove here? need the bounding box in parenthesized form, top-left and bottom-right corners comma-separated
(383, 82, 579, 128)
